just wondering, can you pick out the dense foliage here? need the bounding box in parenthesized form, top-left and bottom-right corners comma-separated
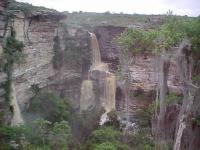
(117, 28, 157, 54)
(0, 89, 156, 149)
(84, 127, 129, 150)
(0, 119, 71, 150)
(25, 92, 71, 123)
(117, 15, 200, 55)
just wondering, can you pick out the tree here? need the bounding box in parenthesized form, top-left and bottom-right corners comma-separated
(27, 92, 71, 122)
(104, 110, 120, 129)
(94, 142, 117, 150)
(34, 119, 51, 149)
(84, 127, 129, 150)
(48, 121, 71, 150)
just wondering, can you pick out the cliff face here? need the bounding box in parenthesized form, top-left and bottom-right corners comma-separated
(94, 26, 125, 70)
(12, 10, 66, 109)
(0, 2, 199, 149)
(94, 25, 181, 122)
(0, 1, 91, 124)
(180, 88, 200, 150)
(0, 0, 8, 124)
(0, 0, 6, 56)
(12, 12, 91, 110)
(94, 25, 200, 149)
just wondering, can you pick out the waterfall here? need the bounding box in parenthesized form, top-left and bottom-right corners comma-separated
(100, 75, 116, 125)
(104, 75, 116, 112)
(80, 80, 95, 111)
(89, 32, 108, 71)
(80, 32, 116, 125)
(11, 82, 24, 126)
(90, 32, 101, 66)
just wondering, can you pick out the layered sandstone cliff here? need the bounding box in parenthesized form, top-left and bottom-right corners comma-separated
(0, 1, 199, 149)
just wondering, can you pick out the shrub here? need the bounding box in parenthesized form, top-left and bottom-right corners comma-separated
(1, 27, 24, 103)
(52, 35, 63, 69)
(26, 92, 71, 123)
(165, 93, 182, 104)
(85, 127, 129, 150)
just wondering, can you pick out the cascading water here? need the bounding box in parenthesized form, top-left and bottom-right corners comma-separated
(104, 75, 116, 111)
(90, 32, 101, 65)
(80, 32, 116, 125)
(10, 82, 24, 126)
(80, 80, 95, 111)
(100, 75, 116, 125)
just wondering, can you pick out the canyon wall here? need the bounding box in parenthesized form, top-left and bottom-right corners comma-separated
(0, 1, 199, 149)
(0, 0, 92, 124)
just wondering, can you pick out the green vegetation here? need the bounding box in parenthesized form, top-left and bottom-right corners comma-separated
(84, 127, 129, 150)
(0, 89, 155, 149)
(165, 93, 182, 104)
(52, 35, 63, 69)
(117, 14, 200, 55)
(117, 14, 200, 149)
(8, 1, 58, 18)
(194, 116, 200, 126)
(0, 119, 71, 150)
(182, 16, 200, 59)
(30, 84, 40, 96)
(144, 93, 182, 122)
(25, 92, 71, 123)
(1, 27, 24, 103)
(63, 12, 159, 27)
(192, 75, 200, 84)
(147, 101, 160, 117)
(104, 111, 120, 129)
(117, 28, 158, 54)
(70, 109, 103, 143)
(125, 128, 155, 150)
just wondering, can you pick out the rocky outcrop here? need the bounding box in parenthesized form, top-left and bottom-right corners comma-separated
(9, 8, 66, 109)
(12, 18, 91, 110)
(130, 55, 181, 92)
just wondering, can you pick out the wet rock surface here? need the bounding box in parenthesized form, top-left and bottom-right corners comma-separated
(94, 26, 125, 71)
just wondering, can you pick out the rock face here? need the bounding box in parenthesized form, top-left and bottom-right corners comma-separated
(11, 10, 66, 109)
(94, 26, 125, 71)
(129, 55, 181, 92)
(180, 88, 200, 150)
(0, 1, 91, 124)
(0, 2, 199, 149)
(12, 15, 91, 109)
(94, 25, 181, 121)
(0, 0, 9, 125)
(0, 0, 6, 55)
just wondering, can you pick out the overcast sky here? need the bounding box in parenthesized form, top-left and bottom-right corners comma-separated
(16, 0, 200, 17)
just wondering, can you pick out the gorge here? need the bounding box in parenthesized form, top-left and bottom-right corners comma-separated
(0, 0, 200, 150)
